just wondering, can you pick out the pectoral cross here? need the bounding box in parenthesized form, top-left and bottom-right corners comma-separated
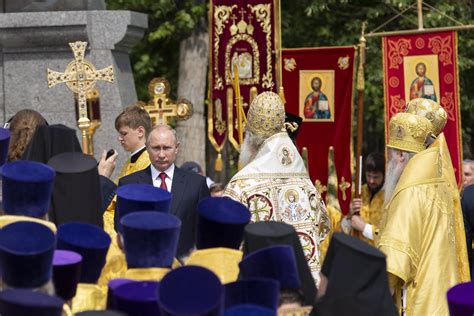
(47, 41, 115, 154)
(142, 78, 193, 125)
(339, 177, 351, 201)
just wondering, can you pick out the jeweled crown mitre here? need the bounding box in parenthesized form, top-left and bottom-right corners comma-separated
(387, 112, 433, 153)
(405, 98, 447, 137)
(246, 91, 285, 137)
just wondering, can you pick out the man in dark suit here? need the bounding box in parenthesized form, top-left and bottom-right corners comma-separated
(118, 124, 210, 257)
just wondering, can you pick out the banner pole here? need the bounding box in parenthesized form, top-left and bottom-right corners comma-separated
(417, 0, 424, 30)
(354, 22, 367, 199)
(366, 24, 474, 38)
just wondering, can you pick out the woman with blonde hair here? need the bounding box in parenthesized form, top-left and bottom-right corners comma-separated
(7, 109, 47, 161)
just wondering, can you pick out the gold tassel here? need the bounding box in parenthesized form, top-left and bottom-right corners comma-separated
(214, 153, 222, 171)
(278, 86, 286, 105)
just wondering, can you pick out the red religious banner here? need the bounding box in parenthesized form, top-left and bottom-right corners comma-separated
(282, 47, 356, 215)
(208, 0, 278, 168)
(383, 31, 462, 185)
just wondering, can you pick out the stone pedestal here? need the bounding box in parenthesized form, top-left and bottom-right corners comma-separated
(0, 10, 147, 167)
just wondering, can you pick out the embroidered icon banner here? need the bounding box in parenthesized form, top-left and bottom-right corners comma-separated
(383, 31, 462, 186)
(282, 47, 355, 214)
(208, 0, 278, 160)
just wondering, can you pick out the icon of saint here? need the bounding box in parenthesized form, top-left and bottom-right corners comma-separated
(304, 77, 330, 119)
(409, 62, 437, 101)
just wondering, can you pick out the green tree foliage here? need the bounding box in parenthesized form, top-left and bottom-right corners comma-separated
(106, 0, 207, 100)
(107, 0, 474, 157)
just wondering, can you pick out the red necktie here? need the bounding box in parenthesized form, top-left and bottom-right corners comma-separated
(159, 172, 168, 191)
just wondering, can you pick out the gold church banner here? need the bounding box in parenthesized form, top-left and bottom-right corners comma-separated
(208, 0, 279, 169)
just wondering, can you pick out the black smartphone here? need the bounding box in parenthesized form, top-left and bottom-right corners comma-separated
(106, 149, 115, 160)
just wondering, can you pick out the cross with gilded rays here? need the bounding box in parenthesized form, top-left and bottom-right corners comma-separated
(142, 78, 193, 125)
(338, 176, 351, 201)
(47, 41, 115, 154)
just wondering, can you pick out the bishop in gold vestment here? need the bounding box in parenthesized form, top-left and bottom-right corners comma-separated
(406, 98, 470, 283)
(224, 92, 330, 281)
(378, 112, 459, 315)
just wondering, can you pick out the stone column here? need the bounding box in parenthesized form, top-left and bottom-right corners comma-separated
(0, 10, 147, 170)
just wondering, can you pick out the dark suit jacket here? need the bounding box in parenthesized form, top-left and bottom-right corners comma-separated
(118, 165, 210, 257)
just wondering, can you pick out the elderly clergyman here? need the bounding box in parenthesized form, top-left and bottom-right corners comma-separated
(224, 91, 330, 283)
(378, 112, 459, 315)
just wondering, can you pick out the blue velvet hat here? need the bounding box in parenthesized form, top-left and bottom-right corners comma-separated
(224, 305, 276, 316)
(0, 128, 10, 167)
(77, 312, 127, 316)
(1, 160, 55, 218)
(56, 222, 111, 283)
(225, 278, 279, 310)
(158, 266, 223, 315)
(0, 221, 55, 288)
(114, 281, 160, 316)
(0, 289, 64, 316)
(52, 250, 82, 301)
(447, 281, 474, 316)
(239, 245, 301, 290)
(115, 184, 172, 232)
(121, 211, 181, 268)
(197, 197, 251, 250)
(107, 278, 136, 310)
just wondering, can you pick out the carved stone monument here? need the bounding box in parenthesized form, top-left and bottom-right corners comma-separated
(0, 0, 147, 162)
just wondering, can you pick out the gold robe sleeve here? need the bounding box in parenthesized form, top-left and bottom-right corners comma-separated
(319, 205, 341, 262)
(379, 186, 422, 284)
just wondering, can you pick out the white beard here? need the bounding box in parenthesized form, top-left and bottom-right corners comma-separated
(238, 134, 257, 168)
(383, 156, 406, 205)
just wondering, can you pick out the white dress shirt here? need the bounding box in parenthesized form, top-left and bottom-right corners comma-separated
(150, 163, 175, 191)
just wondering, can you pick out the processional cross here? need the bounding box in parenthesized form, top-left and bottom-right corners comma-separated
(142, 78, 193, 125)
(47, 41, 115, 154)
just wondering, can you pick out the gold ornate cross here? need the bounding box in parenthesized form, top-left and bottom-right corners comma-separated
(143, 78, 193, 125)
(338, 176, 351, 201)
(315, 179, 328, 194)
(47, 41, 115, 154)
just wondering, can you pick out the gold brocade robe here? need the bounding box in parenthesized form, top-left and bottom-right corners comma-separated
(123, 267, 170, 281)
(100, 151, 150, 286)
(224, 133, 330, 279)
(71, 283, 107, 314)
(103, 150, 150, 236)
(433, 134, 470, 282)
(378, 147, 459, 315)
(351, 185, 384, 246)
(97, 237, 127, 286)
(185, 248, 243, 284)
(319, 205, 341, 262)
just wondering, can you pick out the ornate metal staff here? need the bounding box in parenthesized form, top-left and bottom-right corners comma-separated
(47, 41, 115, 154)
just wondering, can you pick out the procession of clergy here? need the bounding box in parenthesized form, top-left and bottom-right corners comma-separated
(0, 90, 471, 316)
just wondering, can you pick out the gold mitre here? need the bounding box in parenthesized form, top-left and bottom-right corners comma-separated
(405, 98, 447, 136)
(185, 247, 243, 284)
(387, 112, 433, 153)
(247, 91, 285, 137)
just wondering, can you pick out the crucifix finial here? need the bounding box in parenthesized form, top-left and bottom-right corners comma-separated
(141, 77, 193, 125)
